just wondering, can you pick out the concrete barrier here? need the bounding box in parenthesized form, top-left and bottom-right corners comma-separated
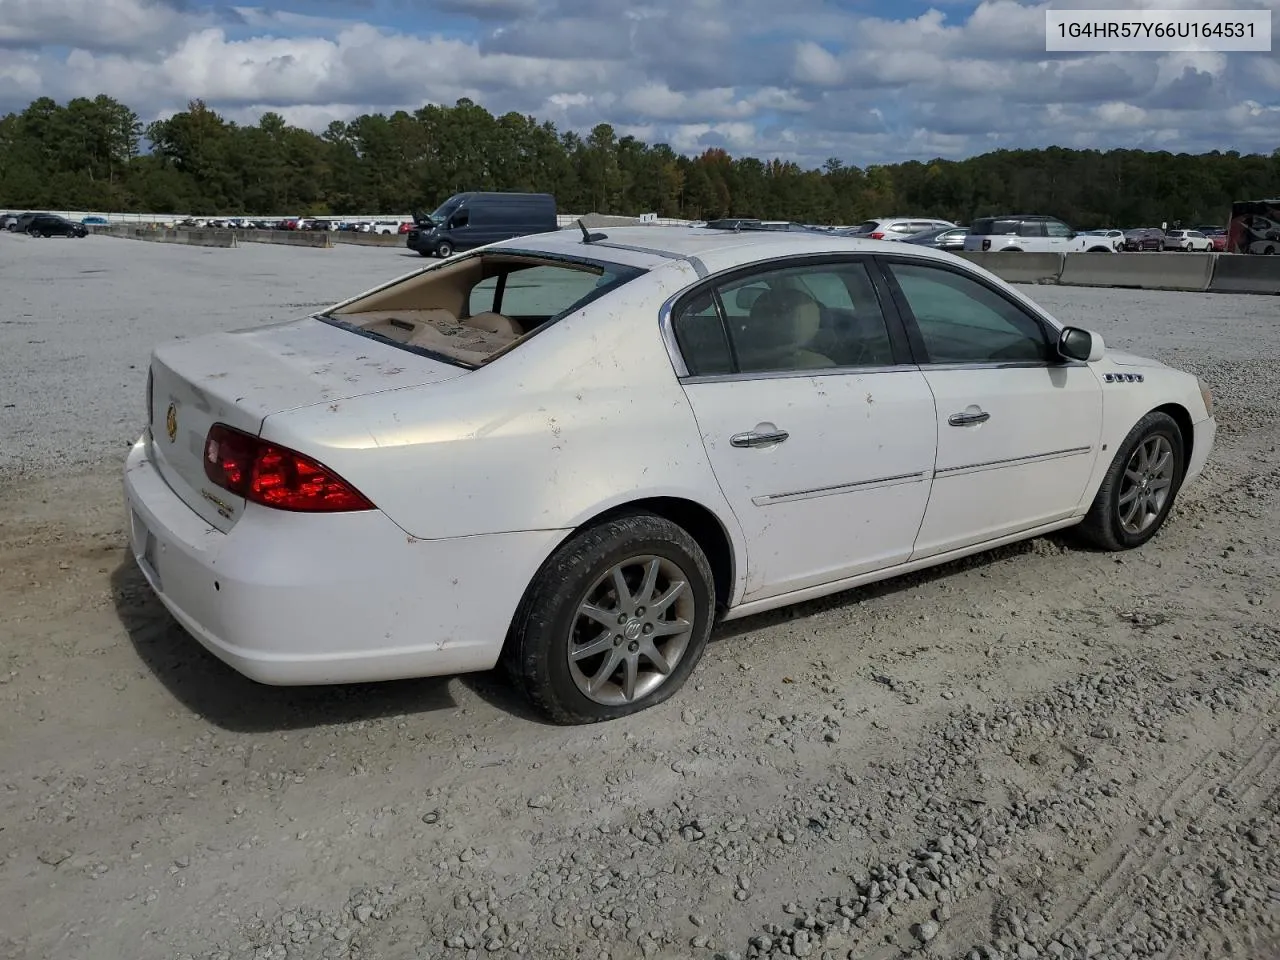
(236, 229, 332, 248)
(1058, 252, 1215, 291)
(955, 251, 1066, 284)
(95, 225, 237, 247)
(330, 231, 405, 247)
(1207, 255, 1280, 295)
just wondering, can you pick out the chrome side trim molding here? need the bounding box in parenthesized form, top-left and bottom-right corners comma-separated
(685, 363, 920, 384)
(936, 445, 1092, 477)
(753, 471, 927, 506)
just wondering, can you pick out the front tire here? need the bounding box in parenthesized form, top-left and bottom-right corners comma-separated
(505, 513, 716, 725)
(1076, 411, 1185, 551)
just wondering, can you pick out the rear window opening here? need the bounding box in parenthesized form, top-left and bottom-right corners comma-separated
(320, 252, 642, 367)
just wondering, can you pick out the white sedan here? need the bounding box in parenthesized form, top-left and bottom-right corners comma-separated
(124, 226, 1216, 723)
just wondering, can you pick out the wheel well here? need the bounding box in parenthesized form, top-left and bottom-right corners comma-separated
(1087, 246, 1110, 252)
(581, 498, 735, 612)
(1154, 403, 1194, 477)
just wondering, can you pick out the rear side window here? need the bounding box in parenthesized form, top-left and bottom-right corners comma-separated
(672, 289, 733, 376)
(1017, 221, 1043, 237)
(672, 260, 897, 375)
(970, 219, 1020, 235)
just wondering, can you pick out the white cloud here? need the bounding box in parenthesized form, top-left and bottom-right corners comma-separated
(0, 0, 1275, 166)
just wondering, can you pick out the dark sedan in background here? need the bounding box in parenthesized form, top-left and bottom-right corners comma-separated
(901, 226, 970, 250)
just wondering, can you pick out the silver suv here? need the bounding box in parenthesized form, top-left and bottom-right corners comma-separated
(842, 217, 957, 240)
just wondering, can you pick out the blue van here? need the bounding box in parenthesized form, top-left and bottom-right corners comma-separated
(406, 192, 558, 258)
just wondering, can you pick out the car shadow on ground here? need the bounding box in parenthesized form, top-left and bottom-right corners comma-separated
(109, 558, 548, 733)
(709, 532, 1074, 642)
(111, 533, 1075, 733)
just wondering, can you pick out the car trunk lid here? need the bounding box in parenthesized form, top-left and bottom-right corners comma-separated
(147, 316, 466, 532)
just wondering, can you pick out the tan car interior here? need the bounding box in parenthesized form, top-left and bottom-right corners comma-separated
(326, 254, 596, 365)
(731, 288, 836, 371)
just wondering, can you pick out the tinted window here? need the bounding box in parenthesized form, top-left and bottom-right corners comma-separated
(1017, 221, 1043, 237)
(675, 261, 897, 374)
(970, 218, 1020, 236)
(887, 262, 1051, 364)
(672, 289, 733, 375)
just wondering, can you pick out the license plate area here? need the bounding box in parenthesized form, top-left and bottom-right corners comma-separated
(132, 509, 163, 590)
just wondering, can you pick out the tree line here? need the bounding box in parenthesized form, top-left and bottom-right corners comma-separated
(1, 94, 1277, 228)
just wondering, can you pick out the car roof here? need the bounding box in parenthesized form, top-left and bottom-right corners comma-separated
(491, 224, 960, 274)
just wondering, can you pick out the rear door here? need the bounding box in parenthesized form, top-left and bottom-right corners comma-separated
(878, 256, 1102, 559)
(670, 256, 939, 602)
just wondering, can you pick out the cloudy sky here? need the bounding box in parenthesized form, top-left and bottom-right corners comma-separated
(0, 0, 1276, 165)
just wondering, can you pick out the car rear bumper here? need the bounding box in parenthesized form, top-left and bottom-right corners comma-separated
(122, 433, 564, 686)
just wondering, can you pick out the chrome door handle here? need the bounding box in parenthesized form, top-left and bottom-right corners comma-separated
(731, 429, 789, 448)
(948, 410, 990, 426)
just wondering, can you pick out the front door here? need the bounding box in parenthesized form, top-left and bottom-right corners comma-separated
(879, 257, 1103, 560)
(671, 257, 939, 601)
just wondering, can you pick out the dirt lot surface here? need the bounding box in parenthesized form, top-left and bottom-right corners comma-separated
(1, 235, 1278, 960)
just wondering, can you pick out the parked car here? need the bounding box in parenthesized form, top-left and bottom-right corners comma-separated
(25, 214, 87, 238)
(841, 217, 957, 241)
(963, 215, 1111, 253)
(406, 191, 558, 258)
(0, 213, 18, 230)
(1081, 229, 1125, 252)
(901, 226, 970, 251)
(8, 212, 46, 233)
(81, 215, 109, 226)
(125, 226, 1216, 723)
(1122, 229, 1164, 252)
(1163, 229, 1213, 252)
(704, 218, 815, 233)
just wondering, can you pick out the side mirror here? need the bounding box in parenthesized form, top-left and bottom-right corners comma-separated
(1058, 326, 1104, 363)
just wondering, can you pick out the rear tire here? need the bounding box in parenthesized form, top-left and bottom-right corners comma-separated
(1076, 411, 1185, 551)
(505, 513, 716, 725)
(436, 241, 454, 258)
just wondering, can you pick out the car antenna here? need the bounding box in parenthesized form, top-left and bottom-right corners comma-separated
(577, 218, 608, 243)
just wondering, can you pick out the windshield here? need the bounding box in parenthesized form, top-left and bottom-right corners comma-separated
(427, 197, 462, 224)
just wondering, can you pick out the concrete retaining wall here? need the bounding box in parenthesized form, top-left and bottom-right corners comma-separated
(1058, 252, 1216, 291)
(329, 231, 405, 247)
(956, 251, 1065, 284)
(94, 225, 237, 247)
(1207, 255, 1280, 295)
(234, 229, 332, 248)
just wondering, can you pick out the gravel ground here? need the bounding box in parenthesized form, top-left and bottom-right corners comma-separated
(1, 234, 1277, 960)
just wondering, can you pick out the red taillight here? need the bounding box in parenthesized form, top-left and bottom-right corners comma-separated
(203, 424, 375, 512)
(868, 231, 884, 239)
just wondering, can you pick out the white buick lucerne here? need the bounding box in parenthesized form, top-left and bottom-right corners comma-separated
(124, 225, 1216, 723)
